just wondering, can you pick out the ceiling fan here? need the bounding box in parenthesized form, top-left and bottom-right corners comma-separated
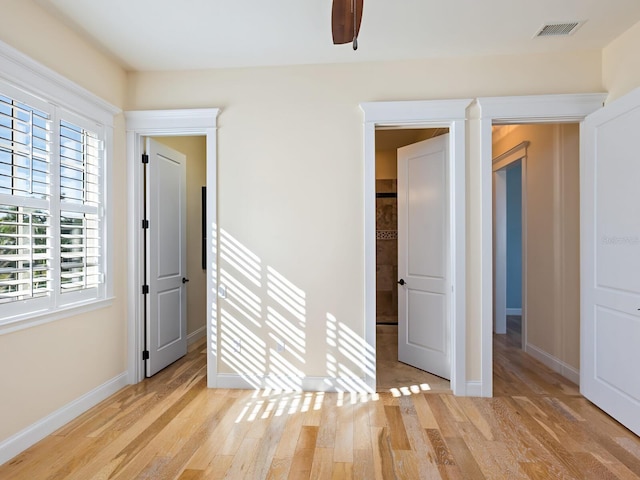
(332, 0, 364, 50)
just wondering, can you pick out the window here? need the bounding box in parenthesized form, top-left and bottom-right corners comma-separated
(0, 93, 52, 305)
(0, 74, 112, 328)
(58, 117, 103, 295)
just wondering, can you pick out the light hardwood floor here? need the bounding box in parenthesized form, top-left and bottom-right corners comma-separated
(2, 324, 640, 479)
(376, 324, 450, 393)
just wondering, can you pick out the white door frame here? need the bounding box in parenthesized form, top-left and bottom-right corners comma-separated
(125, 109, 220, 384)
(493, 142, 528, 337)
(476, 94, 606, 397)
(360, 99, 472, 396)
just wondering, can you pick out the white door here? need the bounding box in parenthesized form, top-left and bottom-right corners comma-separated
(397, 134, 450, 379)
(146, 138, 187, 377)
(581, 88, 640, 436)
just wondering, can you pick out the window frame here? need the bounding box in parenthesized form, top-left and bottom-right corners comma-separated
(56, 109, 106, 305)
(0, 40, 118, 334)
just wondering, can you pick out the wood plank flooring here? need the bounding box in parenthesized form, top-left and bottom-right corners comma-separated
(376, 324, 450, 393)
(1, 323, 640, 479)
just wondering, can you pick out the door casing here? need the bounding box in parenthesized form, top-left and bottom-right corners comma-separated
(361, 99, 471, 396)
(125, 109, 220, 384)
(493, 143, 528, 338)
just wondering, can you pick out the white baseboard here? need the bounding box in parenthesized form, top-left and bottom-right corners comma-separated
(506, 308, 522, 316)
(214, 373, 486, 397)
(214, 373, 375, 393)
(0, 372, 128, 466)
(525, 343, 580, 385)
(187, 326, 206, 346)
(465, 381, 484, 397)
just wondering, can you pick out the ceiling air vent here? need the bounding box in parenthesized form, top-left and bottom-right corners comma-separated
(535, 21, 583, 37)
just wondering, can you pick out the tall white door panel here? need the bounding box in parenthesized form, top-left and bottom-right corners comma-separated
(146, 138, 187, 377)
(397, 134, 450, 380)
(581, 88, 640, 436)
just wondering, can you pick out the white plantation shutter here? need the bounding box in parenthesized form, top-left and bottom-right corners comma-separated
(0, 95, 51, 200)
(0, 76, 109, 325)
(0, 91, 53, 307)
(0, 205, 51, 301)
(60, 211, 101, 292)
(58, 117, 103, 295)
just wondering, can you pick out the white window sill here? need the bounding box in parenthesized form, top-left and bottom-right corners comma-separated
(0, 297, 115, 335)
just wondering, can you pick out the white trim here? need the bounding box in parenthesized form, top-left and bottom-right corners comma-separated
(0, 372, 127, 465)
(187, 326, 206, 346)
(492, 141, 529, 171)
(506, 308, 522, 316)
(361, 99, 474, 124)
(104, 124, 115, 300)
(494, 169, 508, 335)
(215, 373, 374, 392)
(125, 109, 218, 132)
(525, 343, 580, 385)
(520, 160, 529, 352)
(479, 94, 605, 125)
(0, 297, 114, 335)
(477, 93, 606, 397)
(465, 381, 483, 397)
(0, 39, 119, 125)
(125, 109, 220, 385)
(493, 143, 528, 336)
(360, 99, 471, 396)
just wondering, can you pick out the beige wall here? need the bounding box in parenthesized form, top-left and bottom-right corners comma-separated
(0, 0, 126, 108)
(559, 126, 581, 370)
(127, 53, 602, 379)
(375, 150, 397, 179)
(493, 124, 580, 371)
(153, 136, 207, 338)
(603, 20, 640, 103)
(0, 1, 127, 443)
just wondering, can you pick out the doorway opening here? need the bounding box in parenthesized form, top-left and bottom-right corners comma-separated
(361, 99, 469, 396)
(143, 136, 208, 376)
(491, 123, 581, 389)
(374, 126, 451, 393)
(125, 108, 220, 386)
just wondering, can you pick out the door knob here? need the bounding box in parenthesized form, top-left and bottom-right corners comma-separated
(397, 279, 406, 286)
(182, 277, 190, 284)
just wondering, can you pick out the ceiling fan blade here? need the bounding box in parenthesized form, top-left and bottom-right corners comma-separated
(332, 0, 364, 45)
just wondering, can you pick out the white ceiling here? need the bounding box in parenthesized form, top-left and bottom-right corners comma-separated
(35, 0, 640, 72)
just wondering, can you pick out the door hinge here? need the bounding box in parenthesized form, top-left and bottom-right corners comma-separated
(142, 153, 149, 164)
(142, 350, 149, 360)
(142, 284, 149, 295)
(142, 219, 149, 229)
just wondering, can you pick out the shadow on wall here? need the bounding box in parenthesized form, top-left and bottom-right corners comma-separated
(209, 226, 375, 393)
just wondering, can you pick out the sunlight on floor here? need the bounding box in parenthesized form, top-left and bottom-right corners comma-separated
(389, 383, 432, 397)
(232, 382, 434, 424)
